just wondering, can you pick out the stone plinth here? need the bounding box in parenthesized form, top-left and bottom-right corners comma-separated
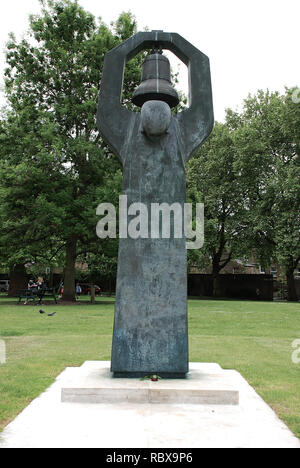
(61, 362, 239, 405)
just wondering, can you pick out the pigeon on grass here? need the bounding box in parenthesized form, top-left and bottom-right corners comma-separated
(39, 310, 46, 314)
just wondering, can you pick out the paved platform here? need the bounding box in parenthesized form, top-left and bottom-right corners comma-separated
(0, 362, 299, 448)
(61, 362, 239, 405)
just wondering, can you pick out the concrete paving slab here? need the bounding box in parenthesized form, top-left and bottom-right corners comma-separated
(0, 362, 299, 448)
(61, 362, 239, 405)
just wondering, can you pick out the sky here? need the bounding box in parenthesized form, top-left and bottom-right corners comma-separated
(0, 0, 299, 121)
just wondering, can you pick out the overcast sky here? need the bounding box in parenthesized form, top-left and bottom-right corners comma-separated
(0, 0, 299, 121)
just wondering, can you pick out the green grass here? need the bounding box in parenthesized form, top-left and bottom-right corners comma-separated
(0, 297, 299, 439)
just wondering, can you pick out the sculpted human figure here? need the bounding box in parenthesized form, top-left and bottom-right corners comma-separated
(97, 31, 214, 377)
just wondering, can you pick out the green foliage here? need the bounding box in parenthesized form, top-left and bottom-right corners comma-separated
(0, 0, 298, 302)
(0, 110, 65, 267)
(231, 89, 300, 286)
(186, 88, 299, 300)
(186, 122, 247, 277)
(1, 0, 142, 298)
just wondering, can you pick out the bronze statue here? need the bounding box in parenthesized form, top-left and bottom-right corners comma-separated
(97, 31, 214, 377)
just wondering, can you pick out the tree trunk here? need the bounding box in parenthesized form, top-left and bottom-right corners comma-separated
(91, 285, 95, 304)
(62, 237, 77, 302)
(212, 257, 222, 298)
(212, 272, 222, 298)
(49, 269, 54, 289)
(210, 229, 231, 298)
(8, 263, 27, 297)
(286, 268, 298, 302)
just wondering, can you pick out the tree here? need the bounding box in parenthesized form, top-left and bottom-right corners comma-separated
(186, 122, 248, 297)
(231, 89, 300, 301)
(3, 0, 143, 300)
(0, 108, 66, 295)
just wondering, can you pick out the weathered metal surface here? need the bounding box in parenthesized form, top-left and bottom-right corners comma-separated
(97, 31, 214, 378)
(132, 53, 179, 108)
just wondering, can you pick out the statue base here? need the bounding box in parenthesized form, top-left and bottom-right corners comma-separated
(113, 372, 188, 379)
(61, 361, 239, 405)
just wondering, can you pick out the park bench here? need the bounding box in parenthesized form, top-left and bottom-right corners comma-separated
(18, 288, 58, 305)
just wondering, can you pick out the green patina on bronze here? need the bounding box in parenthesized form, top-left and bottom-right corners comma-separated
(97, 31, 214, 378)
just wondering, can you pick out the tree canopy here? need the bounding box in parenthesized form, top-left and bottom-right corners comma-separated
(0, 0, 299, 302)
(187, 88, 299, 300)
(1, 0, 142, 300)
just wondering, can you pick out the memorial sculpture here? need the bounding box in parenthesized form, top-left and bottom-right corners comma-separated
(97, 31, 214, 378)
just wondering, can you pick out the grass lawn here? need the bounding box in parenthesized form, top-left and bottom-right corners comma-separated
(0, 296, 299, 440)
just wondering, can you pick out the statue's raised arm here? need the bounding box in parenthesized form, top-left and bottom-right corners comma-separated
(171, 34, 214, 163)
(97, 31, 214, 164)
(96, 43, 132, 162)
(97, 31, 171, 162)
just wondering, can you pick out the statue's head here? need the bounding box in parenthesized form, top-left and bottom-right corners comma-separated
(141, 100, 171, 136)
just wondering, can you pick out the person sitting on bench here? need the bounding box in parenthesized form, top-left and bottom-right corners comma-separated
(24, 279, 37, 305)
(37, 277, 46, 303)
